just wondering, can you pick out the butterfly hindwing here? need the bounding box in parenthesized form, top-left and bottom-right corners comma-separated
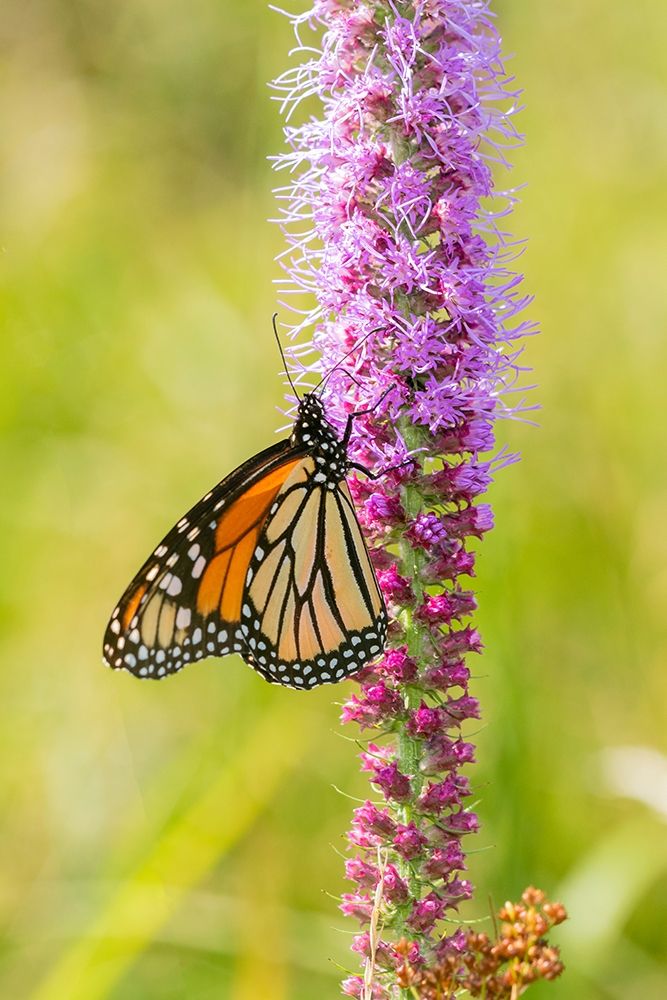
(241, 462, 387, 688)
(103, 440, 305, 678)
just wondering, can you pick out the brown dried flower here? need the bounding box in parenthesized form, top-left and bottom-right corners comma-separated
(393, 887, 567, 998)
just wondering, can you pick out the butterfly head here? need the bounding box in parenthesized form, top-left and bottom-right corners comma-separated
(291, 393, 347, 475)
(297, 391, 325, 422)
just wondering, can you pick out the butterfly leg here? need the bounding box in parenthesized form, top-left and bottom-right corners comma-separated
(348, 458, 416, 481)
(339, 368, 364, 390)
(342, 386, 394, 447)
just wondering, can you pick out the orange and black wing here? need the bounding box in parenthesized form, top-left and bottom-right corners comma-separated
(103, 440, 305, 678)
(240, 458, 387, 688)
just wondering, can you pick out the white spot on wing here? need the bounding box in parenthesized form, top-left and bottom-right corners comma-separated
(176, 607, 191, 629)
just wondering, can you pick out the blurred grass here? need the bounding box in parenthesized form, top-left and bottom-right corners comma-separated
(1, 0, 666, 997)
(31, 700, 316, 1000)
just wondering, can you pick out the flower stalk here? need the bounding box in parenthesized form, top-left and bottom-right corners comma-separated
(272, 1, 565, 996)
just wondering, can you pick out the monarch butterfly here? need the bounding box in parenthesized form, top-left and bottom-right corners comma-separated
(102, 362, 388, 689)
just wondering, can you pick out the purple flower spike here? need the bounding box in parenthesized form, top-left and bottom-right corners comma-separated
(273, 0, 533, 994)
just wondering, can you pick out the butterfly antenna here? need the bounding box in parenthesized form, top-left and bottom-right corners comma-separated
(272, 313, 301, 401)
(314, 327, 380, 395)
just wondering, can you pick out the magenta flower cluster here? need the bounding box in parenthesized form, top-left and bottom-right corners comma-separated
(273, 1, 530, 995)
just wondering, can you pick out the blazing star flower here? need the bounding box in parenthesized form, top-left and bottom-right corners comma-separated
(271, 1, 563, 996)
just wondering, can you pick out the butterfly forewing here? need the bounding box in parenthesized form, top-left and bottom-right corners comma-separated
(103, 440, 303, 678)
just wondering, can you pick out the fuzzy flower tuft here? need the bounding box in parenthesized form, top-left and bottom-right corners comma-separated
(272, 1, 561, 996)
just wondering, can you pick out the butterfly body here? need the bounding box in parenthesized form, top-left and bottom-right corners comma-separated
(103, 394, 387, 689)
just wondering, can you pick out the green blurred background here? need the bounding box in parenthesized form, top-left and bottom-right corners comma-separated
(1, 1, 666, 997)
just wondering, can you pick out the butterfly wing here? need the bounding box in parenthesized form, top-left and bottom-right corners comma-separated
(240, 459, 387, 688)
(103, 440, 306, 678)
